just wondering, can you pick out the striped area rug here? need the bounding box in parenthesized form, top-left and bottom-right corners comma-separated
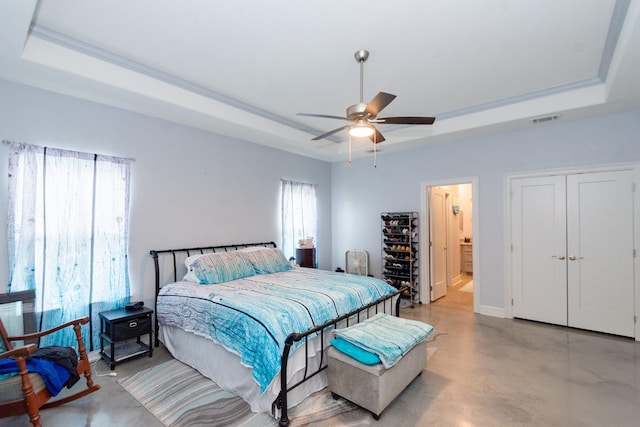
(119, 332, 447, 427)
(118, 360, 367, 427)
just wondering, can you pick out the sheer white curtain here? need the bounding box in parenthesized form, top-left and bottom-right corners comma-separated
(6, 141, 131, 350)
(281, 180, 317, 261)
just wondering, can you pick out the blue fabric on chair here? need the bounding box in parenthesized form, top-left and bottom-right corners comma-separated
(0, 358, 70, 396)
(31, 346, 80, 387)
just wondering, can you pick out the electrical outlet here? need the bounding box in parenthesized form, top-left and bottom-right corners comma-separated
(88, 350, 101, 364)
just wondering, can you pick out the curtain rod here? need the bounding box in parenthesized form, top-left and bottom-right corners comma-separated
(2, 140, 136, 162)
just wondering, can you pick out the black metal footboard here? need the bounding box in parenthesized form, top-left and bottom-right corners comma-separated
(273, 285, 406, 427)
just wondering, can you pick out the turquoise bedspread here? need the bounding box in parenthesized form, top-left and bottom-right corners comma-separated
(157, 268, 395, 392)
(333, 313, 434, 368)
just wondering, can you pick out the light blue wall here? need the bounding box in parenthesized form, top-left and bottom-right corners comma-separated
(0, 79, 332, 307)
(331, 109, 640, 312)
(2, 78, 639, 315)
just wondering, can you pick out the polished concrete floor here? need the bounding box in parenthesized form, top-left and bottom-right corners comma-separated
(5, 277, 640, 426)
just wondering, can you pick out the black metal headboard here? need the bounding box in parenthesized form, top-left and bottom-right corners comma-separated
(149, 241, 276, 346)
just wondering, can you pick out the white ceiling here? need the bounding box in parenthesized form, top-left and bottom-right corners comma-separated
(2, 0, 639, 162)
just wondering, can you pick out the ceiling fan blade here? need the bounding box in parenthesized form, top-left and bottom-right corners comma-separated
(297, 112, 351, 122)
(365, 92, 397, 117)
(369, 127, 386, 144)
(375, 116, 436, 125)
(312, 125, 351, 141)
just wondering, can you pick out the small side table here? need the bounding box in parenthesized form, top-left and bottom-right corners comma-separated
(296, 248, 317, 268)
(99, 307, 153, 370)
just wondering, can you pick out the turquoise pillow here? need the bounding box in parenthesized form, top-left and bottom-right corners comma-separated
(239, 247, 293, 274)
(190, 252, 256, 284)
(331, 337, 381, 365)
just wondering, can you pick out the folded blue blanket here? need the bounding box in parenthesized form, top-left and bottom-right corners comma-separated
(333, 313, 434, 368)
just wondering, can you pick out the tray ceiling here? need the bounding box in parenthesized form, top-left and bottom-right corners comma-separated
(1, 0, 639, 161)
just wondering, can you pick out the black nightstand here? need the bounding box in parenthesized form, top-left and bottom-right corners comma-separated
(99, 307, 153, 370)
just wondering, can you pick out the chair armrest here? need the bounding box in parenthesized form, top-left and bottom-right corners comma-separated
(6, 317, 89, 342)
(0, 343, 37, 359)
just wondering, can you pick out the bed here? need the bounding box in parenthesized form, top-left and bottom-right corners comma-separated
(150, 242, 404, 427)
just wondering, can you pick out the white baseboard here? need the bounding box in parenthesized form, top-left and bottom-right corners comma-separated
(478, 305, 505, 318)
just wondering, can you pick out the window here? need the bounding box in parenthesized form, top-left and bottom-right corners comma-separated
(6, 141, 131, 350)
(281, 180, 317, 262)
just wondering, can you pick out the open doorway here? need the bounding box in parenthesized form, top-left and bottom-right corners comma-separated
(420, 178, 478, 313)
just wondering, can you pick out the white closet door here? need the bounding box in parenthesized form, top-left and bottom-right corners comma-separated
(566, 170, 635, 337)
(512, 176, 568, 325)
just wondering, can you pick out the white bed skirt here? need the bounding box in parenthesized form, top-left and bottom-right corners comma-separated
(159, 324, 328, 414)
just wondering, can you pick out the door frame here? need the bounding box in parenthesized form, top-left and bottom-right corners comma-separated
(420, 176, 479, 314)
(504, 162, 640, 340)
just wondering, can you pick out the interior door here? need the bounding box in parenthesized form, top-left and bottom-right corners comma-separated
(566, 170, 635, 337)
(511, 176, 568, 325)
(429, 187, 448, 301)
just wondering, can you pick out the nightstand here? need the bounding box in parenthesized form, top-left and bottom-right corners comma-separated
(296, 248, 316, 268)
(99, 307, 153, 370)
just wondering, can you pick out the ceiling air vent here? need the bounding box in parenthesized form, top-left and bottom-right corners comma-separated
(532, 114, 559, 124)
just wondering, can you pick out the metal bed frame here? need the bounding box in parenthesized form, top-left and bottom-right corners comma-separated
(150, 241, 404, 427)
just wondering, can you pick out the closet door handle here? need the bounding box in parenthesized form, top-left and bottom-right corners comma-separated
(568, 255, 583, 261)
(551, 255, 565, 260)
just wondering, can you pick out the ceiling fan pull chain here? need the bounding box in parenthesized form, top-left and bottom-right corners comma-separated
(373, 132, 377, 168)
(348, 134, 352, 163)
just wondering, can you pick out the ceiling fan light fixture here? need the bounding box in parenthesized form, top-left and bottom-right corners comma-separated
(349, 121, 374, 138)
(297, 49, 434, 149)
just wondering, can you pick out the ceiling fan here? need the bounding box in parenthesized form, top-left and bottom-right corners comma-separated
(297, 49, 436, 144)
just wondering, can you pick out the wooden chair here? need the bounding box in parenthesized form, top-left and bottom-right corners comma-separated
(0, 316, 101, 427)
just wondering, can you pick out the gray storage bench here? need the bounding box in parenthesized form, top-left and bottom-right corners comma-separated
(327, 313, 431, 420)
